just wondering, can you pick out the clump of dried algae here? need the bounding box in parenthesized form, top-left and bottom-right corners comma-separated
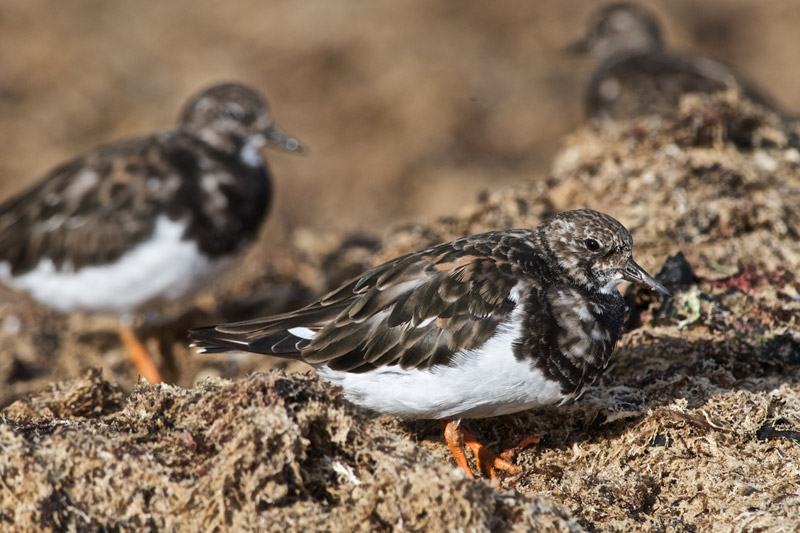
(1, 369, 578, 531)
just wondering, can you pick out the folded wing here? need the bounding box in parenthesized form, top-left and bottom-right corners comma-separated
(190, 232, 530, 373)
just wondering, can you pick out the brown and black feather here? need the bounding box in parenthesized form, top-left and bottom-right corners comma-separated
(190, 230, 529, 372)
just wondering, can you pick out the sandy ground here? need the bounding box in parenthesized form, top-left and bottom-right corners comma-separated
(3, 0, 800, 398)
(1, 1, 800, 531)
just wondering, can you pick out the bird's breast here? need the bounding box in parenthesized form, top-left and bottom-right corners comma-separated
(516, 285, 625, 396)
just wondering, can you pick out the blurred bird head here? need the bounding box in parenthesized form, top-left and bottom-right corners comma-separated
(568, 3, 665, 61)
(180, 82, 305, 158)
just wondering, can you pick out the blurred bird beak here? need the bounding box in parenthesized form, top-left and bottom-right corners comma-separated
(265, 125, 306, 154)
(624, 259, 670, 295)
(565, 38, 590, 55)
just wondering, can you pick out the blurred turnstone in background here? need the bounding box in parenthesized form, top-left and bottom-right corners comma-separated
(569, 2, 784, 121)
(191, 209, 668, 480)
(0, 82, 304, 383)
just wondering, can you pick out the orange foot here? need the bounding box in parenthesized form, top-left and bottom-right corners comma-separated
(118, 325, 164, 383)
(440, 420, 539, 484)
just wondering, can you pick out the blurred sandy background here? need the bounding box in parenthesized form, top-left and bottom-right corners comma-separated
(2, 0, 799, 244)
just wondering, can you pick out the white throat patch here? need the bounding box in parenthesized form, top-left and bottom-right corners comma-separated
(240, 137, 266, 167)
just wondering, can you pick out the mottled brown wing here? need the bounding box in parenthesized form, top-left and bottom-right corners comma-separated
(191, 232, 529, 373)
(589, 52, 778, 119)
(1, 135, 189, 274)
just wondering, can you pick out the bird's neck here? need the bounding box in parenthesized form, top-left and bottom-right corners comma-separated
(186, 127, 243, 157)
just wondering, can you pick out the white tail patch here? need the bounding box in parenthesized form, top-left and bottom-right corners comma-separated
(288, 327, 316, 340)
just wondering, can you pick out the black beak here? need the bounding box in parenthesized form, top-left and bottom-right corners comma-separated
(623, 259, 670, 296)
(265, 125, 306, 154)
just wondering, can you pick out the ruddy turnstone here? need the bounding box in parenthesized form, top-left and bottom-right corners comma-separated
(570, 3, 780, 120)
(190, 209, 668, 480)
(0, 82, 304, 383)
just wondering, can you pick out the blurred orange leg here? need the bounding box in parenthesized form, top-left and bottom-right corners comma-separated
(118, 325, 163, 383)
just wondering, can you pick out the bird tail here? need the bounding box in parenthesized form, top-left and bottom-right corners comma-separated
(188, 323, 316, 359)
(189, 299, 346, 359)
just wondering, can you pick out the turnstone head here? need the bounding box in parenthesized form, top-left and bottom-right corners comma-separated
(570, 2, 665, 61)
(190, 209, 667, 479)
(0, 82, 304, 382)
(179, 83, 304, 162)
(570, 3, 778, 120)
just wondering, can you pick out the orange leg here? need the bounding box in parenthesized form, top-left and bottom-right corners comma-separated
(500, 434, 541, 463)
(440, 420, 538, 483)
(118, 325, 164, 383)
(460, 425, 522, 481)
(442, 420, 475, 479)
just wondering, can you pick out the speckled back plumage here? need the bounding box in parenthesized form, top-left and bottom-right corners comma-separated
(196, 229, 527, 372)
(0, 133, 269, 275)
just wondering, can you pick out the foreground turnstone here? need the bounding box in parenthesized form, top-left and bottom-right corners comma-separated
(190, 209, 668, 480)
(570, 3, 780, 120)
(0, 82, 304, 382)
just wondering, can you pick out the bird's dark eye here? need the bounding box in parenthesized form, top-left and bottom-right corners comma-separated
(584, 238, 601, 251)
(225, 105, 244, 120)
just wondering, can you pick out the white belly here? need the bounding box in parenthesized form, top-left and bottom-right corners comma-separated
(318, 309, 569, 420)
(0, 216, 233, 314)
